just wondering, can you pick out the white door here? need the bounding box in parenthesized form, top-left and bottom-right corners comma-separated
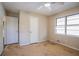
(6, 16, 18, 44)
(30, 16, 39, 43)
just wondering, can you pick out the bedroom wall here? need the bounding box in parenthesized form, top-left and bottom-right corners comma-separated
(0, 3, 5, 55)
(19, 11, 48, 45)
(48, 6, 79, 50)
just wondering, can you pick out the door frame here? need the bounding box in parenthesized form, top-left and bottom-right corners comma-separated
(3, 16, 19, 45)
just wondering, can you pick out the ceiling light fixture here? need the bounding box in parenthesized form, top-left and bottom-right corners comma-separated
(38, 2, 64, 11)
(44, 3, 51, 7)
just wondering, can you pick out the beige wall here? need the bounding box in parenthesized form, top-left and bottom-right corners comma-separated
(19, 11, 48, 45)
(48, 6, 79, 50)
(0, 3, 5, 55)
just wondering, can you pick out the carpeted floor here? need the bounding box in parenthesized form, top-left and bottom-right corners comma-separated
(3, 41, 79, 56)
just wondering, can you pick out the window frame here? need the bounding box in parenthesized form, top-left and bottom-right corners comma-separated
(56, 13, 79, 37)
(56, 17, 66, 35)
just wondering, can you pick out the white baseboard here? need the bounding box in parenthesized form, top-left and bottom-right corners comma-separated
(39, 39, 47, 42)
(50, 40, 79, 51)
(19, 40, 47, 46)
(19, 43, 30, 46)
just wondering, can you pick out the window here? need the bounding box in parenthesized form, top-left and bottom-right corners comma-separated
(56, 17, 65, 34)
(67, 14, 79, 36)
(56, 13, 79, 37)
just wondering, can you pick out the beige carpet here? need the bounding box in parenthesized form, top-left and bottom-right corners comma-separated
(3, 41, 79, 56)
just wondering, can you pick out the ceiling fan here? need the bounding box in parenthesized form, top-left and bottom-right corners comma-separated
(38, 2, 64, 11)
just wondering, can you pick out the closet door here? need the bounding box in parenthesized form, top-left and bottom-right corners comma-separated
(6, 16, 18, 44)
(30, 16, 39, 43)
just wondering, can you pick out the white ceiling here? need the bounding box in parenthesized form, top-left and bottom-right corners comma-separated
(2, 2, 79, 16)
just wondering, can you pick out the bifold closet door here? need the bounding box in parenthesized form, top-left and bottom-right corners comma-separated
(30, 16, 39, 43)
(6, 16, 18, 44)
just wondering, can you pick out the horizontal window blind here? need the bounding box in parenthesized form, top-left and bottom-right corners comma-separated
(56, 13, 79, 37)
(56, 17, 65, 34)
(67, 14, 79, 36)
